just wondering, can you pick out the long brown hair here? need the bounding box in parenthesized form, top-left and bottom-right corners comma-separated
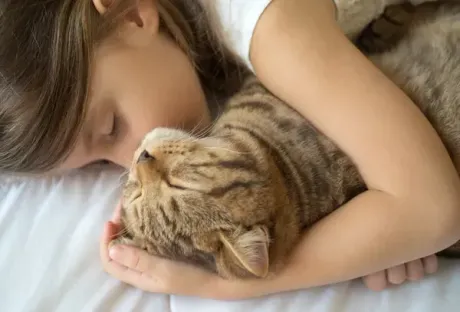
(0, 0, 246, 173)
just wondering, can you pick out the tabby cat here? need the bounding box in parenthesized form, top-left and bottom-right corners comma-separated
(113, 2, 460, 279)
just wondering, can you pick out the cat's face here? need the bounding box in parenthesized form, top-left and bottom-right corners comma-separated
(118, 128, 278, 279)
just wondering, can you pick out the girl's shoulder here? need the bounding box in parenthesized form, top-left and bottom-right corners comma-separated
(200, 0, 272, 69)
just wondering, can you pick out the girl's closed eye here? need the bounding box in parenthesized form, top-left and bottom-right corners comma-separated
(102, 110, 123, 140)
(99, 113, 122, 147)
(109, 114, 120, 138)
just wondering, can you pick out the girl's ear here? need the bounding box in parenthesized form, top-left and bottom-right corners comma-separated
(92, 0, 111, 15)
(91, 0, 160, 35)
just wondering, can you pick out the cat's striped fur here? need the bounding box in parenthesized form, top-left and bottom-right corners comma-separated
(114, 2, 460, 279)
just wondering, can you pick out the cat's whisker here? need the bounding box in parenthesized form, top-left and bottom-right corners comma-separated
(199, 132, 252, 154)
(190, 111, 223, 139)
(203, 114, 222, 135)
(111, 228, 129, 239)
(116, 180, 127, 189)
(194, 120, 214, 139)
(116, 170, 130, 188)
(189, 121, 213, 140)
(112, 217, 139, 239)
(189, 114, 206, 138)
(191, 130, 230, 144)
(202, 146, 251, 155)
(118, 169, 129, 181)
(203, 132, 232, 140)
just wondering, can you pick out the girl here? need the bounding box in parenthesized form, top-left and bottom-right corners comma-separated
(1, 0, 459, 299)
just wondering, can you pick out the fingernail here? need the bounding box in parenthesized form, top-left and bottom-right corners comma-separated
(109, 246, 123, 260)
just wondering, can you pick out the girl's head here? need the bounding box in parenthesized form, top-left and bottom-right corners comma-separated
(0, 0, 245, 174)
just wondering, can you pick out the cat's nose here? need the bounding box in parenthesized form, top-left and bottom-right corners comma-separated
(137, 149, 155, 163)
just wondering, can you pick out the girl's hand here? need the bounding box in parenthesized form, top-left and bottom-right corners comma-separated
(100, 203, 439, 298)
(99, 202, 228, 299)
(100, 222, 221, 298)
(363, 256, 439, 291)
(100, 201, 271, 300)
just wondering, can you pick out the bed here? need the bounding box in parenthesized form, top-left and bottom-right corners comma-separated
(1, 166, 459, 312)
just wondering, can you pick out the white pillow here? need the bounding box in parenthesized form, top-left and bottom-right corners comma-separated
(0, 167, 168, 311)
(1, 166, 460, 312)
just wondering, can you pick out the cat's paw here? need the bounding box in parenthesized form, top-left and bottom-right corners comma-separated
(356, 3, 415, 53)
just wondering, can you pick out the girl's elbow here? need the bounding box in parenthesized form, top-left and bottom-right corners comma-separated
(405, 189, 460, 247)
(440, 212, 460, 243)
(429, 200, 460, 247)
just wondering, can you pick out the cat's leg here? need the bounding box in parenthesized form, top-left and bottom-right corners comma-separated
(356, 3, 416, 53)
(336, 0, 440, 40)
(335, 0, 406, 39)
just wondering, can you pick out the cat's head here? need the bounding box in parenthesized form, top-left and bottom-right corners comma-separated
(116, 128, 285, 279)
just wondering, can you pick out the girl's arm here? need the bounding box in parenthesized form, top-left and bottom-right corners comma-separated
(100, 0, 460, 300)
(237, 0, 460, 295)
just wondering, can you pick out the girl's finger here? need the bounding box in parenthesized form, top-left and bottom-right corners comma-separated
(109, 244, 156, 274)
(386, 264, 406, 285)
(112, 199, 123, 224)
(406, 259, 424, 281)
(363, 270, 387, 291)
(105, 246, 168, 293)
(100, 221, 118, 264)
(422, 255, 438, 274)
(102, 253, 150, 288)
(100, 222, 153, 290)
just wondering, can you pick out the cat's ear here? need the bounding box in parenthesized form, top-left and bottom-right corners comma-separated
(217, 225, 270, 278)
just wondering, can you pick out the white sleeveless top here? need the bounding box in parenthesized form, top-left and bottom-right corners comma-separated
(205, 0, 431, 70)
(201, 0, 272, 70)
(204, 0, 338, 70)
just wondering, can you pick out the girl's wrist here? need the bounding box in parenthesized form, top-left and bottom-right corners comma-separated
(211, 278, 261, 301)
(213, 274, 289, 301)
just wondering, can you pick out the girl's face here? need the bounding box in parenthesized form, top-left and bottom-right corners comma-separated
(60, 0, 210, 170)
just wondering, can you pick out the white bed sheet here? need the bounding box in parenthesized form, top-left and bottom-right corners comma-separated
(1, 167, 459, 312)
